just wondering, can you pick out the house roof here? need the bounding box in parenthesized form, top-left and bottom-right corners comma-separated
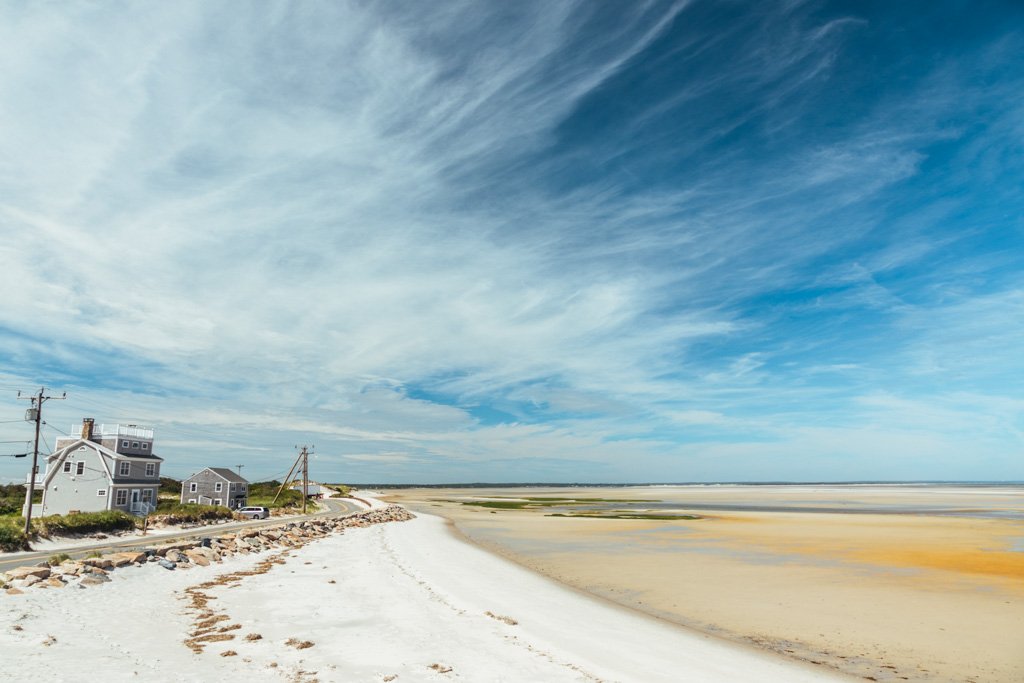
(200, 467, 249, 484)
(46, 439, 164, 463)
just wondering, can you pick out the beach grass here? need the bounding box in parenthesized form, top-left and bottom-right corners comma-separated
(547, 512, 701, 520)
(459, 497, 655, 510)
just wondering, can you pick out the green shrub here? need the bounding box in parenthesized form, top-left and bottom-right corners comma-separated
(33, 510, 137, 537)
(247, 482, 308, 509)
(150, 502, 234, 525)
(0, 521, 27, 552)
(48, 553, 71, 565)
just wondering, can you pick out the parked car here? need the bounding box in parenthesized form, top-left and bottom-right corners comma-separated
(237, 506, 270, 519)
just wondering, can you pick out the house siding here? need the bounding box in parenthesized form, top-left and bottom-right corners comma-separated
(41, 444, 112, 516)
(40, 439, 163, 517)
(111, 458, 161, 482)
(180, 469, 248, 509)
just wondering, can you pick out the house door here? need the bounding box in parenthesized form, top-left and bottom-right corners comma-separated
(130, 489, 140, 510)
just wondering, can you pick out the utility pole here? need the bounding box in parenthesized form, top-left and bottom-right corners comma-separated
(235, 464, 244, 477)
(18, 387, 65, 536)
(272, 449, 304, 505)
(301, 445, 309, 515)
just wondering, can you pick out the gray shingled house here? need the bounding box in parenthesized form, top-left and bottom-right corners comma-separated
(180, 467, 249, 509)
(32, 418, 163, 517)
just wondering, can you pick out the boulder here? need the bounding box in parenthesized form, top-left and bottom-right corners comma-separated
(79, 575, 109, 586)
(157, 559, 176, 570)
(184, 550, 210, 567)
(81, 557, 113, 569)
(112, 551, 147, 565)
(5, 566, 51, 581)
(20, 575, 42, 587)
(43, 577, 66, 589)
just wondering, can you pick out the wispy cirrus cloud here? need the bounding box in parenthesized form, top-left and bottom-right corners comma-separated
(0, 1, 1022, 483)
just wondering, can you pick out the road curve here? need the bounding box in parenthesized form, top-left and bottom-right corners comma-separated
(0, 497, 365, 573)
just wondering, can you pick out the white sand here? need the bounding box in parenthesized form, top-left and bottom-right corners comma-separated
(0, 502, 850, 682)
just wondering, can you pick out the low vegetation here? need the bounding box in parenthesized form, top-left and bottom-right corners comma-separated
(48, 552, 71, 565)
(151, 502, 234, 525)
(0, 483, 39, 516)
(547, 512, 701, 521)
(247, 481, 310, 509)
(459, 496, 655, 511)
(33, 510, 137, 537)
(0, 519, 27, 551)
(158, 476, 181, 497)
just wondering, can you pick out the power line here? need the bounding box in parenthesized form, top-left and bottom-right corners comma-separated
(42, 421, 69, 435)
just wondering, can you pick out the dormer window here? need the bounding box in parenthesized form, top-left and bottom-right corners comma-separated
(141, 443, 149, 450)
(122, 440, 130, 448)
(131, 441, 139, 449)
(119, 461, 130, 476)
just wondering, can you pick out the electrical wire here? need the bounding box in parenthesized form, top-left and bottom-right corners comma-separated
(42, 421, 69, 435)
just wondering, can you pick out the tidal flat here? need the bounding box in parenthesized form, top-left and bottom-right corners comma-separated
(384, 484, 1024, 683)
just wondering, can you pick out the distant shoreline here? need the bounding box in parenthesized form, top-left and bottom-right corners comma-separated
(354, 480, 1024, 488)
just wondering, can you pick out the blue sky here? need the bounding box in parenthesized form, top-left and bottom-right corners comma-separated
(1, 1, 1021, 483)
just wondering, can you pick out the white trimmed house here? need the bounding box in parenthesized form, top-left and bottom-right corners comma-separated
(31, 418, 163, 517)
(180, 467, 249, 509)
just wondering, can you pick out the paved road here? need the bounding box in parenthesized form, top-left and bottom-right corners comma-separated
(0, 497, 364, 573)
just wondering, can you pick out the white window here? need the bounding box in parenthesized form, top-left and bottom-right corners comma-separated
(214, 482, 223, 492)
(189, 482, 198, 493)
(145, 463, 156, 477)
(141, 442, 149, 450)
(142, 489, 153, 502)
(63, 461, 72, 473)
(122, 440, 129, 448)
(188, 498, 196, 504)
(119, 461, 130, 476)
(214, 498, 222, 506)
(76, 462, 85, 475)
(131, 441, 139, 448)
(97, 489, 106, 496)
(115, 490, 128, 505)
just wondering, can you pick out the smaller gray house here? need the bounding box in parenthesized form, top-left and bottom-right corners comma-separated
(180, 468, 249, 509)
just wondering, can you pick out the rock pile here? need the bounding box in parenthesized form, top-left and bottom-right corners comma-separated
(1, 505, 414, 595)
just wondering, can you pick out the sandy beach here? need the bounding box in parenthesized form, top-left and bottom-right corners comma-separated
(0, 495, 847, 682)
(384, 485, 1024, 683)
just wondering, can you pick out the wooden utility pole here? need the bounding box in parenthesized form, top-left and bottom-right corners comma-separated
(301, 445, 309, 515)
(272, 450, 303, 505)
(18, 387, 65, 536)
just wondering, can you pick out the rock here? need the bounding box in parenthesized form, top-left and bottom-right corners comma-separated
(43, 578, 65, 589)
(185, 550, 210, 567)
(81, 558, 113, 569)
(165, 549, 185, 563)
(158, 559, 176, 570)
(5, 566, 51, 581)
(5, 588, 24, 595)
(79, 576, 108, 587)
(110, 551, 147, 566)
(21, 575, 42, 587)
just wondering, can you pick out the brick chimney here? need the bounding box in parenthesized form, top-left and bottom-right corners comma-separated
(82, 418, 94, 441)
